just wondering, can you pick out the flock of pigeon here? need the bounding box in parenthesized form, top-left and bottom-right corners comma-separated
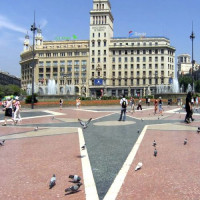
(49, 174, 82, 194)
(48, 117, 92, 194)
(135, 126, 200, 171)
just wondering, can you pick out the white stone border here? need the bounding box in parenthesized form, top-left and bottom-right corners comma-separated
(103, 125, 148, 200)
(78, 128, 99, 200)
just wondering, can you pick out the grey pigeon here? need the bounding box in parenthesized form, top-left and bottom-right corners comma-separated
(158, 117, 160, 120)
(0, 140, 5, 146)
(65, 183, 82, 193)
(137, 129, 140, 134)
(34, 126, 38, 131)
(69, 175, 81, 183)
(197, 127, 200, 133)
(78, 118, 92, 129)
(52, 116, 55, 120)
(49, 174, 56, 189)
(154, 148, 157, 157)
(81, 144, 86, 150)
(184, 138, 187, 145)
(153, 140, 156, 147)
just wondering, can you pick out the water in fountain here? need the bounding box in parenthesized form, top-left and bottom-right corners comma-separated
(186, 84, 192, 93)
(156, 78, 180, 94)
(48, 80, 57, 95)
(66, 85, 75, 95)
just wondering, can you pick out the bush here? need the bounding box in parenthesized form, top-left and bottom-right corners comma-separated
(25, 94, 38, 104)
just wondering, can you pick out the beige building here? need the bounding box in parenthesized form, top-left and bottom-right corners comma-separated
(20, 0, 176, 97)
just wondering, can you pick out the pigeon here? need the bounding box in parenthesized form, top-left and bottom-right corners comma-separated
(137, 129, 140, 134)
(141, 118, 143, 122)
(135, 162, 143, 171)
(153, 140, 156, 147)
(154, 148, 157, 157)
(49, 174, 56, 189)
(34, 126, 38, 131)
(65, 183, 82, 193)
(52, 116, 55, 120)
(158, 117, 160, 120)
(197, 127, 200, 133)
(0, 140, 5, 146)
(184, 138, 187, 145)
(81, 144, 86, 150)
(78, 118, 92, 129)
(69, 175, 81, 183)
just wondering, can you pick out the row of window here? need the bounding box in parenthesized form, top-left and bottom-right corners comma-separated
(92, 32, 107, 38)
(91, 40, 107, 47)
(113, 49, 166, 55)
(39, 60, 87, 67)
(111, 57, 174, 63)
(39, 52, 88, 57)
(38, 66, 87, 73)
(112, 42, 171, 48)
(92, 15, 107, 25)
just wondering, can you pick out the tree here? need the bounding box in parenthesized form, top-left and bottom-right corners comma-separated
(195, 80, 200, 93)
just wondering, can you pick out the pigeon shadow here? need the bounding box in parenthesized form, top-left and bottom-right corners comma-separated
(65, 190, 81, 195)
(77, 155, 86, 158)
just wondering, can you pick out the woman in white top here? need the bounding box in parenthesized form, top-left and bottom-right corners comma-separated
(2, 97, 13, 126)
(13, 96, 22, 124)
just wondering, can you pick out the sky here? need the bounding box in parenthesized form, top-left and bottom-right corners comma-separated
(0, 0, 200, 77)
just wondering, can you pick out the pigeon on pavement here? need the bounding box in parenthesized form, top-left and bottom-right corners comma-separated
(154, 148, 157, 157)
(153, 140, 156, 147)
(135, 162, 143, 171)
(184, 138, 187, 145)
(197, 127, 200, 133)
(69, 175, 81, 183)
(65, 183, 82, 193)
(137, 129, 140, 134)
(78, 118, 92, 129)
(34, 126, 38, 131)
(81, 144, 86, 150)
(49, 174, 56, 189)
(52, 116, 55, 120)
(0, 140, 5, 146)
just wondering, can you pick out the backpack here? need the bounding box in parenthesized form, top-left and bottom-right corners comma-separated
(122, 100, 127, 108)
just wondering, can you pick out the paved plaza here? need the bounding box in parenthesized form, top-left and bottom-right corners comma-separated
(0, 105, 200, 200)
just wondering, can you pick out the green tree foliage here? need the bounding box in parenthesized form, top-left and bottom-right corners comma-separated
(0, 84, 26, 99)
(195, 80, 200, 93)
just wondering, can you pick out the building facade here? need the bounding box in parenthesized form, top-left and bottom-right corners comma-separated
(20, 0, 176, 97)
(0, 70, 21, 87)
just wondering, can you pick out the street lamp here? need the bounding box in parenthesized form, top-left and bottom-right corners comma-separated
(190, 23, 195, 92)
(30, 12, 37, 109)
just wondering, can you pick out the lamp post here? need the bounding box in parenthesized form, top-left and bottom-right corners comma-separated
(30, 12, 37, 109)
(190, 23, 195, 92)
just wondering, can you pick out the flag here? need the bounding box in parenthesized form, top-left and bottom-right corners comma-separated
(129, 30, 133, 37)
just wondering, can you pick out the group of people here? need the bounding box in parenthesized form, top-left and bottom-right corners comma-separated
(185, 91, 195, 123)
(2, 96, 22, 126)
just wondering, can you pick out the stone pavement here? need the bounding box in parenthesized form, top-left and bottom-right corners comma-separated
(0, 105, 200, 200)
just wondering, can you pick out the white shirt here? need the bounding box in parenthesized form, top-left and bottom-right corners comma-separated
(120, 98, 128, 106)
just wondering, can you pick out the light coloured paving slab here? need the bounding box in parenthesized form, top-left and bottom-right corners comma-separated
(0, 127, 78, 140)
(148, 123, 197, 131)
(93, 121, 136, 126)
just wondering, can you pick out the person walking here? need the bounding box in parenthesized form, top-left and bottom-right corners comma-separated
(154, 98, 158, 114)
(158, 97, 163, 116)
(185, 91, 194, 123)
(76, 98, 81, 109)
(59, 98, 63, 110)
(148, 97, 150, 106)
(2, 97, 13, 126)
(13, 96, 22, 124)
(137, 98, 142, 110)
(129, 97, 135, 113)
(118, 95, 128, 121)
(195, 96, 199, 109)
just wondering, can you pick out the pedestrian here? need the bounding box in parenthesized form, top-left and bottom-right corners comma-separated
(146, 97, 148, 106)
(129, 97, 135, 113)
(118, 94, 128, 121)
(148, 97, 150, 106)
(137, 98, 142, 110)
(185, 91, 194, 123)
(154, 98, 158, 114)
(2, 97, 14, 126)
(76, 98, 81, 109)
(191, 97, 194, 106)
(59, 98, 63, 110)
(158, 97, 163, 116)
(13, 96, 22, 125)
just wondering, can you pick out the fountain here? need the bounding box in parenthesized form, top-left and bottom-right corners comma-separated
(47, 79, 57, 95)
(186, 84, 192, 93)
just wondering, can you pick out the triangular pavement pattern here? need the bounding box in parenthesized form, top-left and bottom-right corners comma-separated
(83, 113, 143, 200)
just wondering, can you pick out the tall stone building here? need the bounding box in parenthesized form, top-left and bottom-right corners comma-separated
(20, 0, 176, 98)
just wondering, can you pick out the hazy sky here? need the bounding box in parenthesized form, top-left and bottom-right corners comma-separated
(0, 0, 200, 77)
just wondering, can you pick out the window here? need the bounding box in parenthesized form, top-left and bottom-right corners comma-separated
(104, 64, 106, 69)
(131, 50, 134, 54)
(119, 79, 121, 86)
(53, 61, 58, 66)
(125, 64, 127, 69)
(137, 57, 140, 62)
(98, 57, 100, 62)
(112, 72, 115, 77)
(119, 50, 121, 55)
(161, 49, 164, 54)
(67, 52, 72, 56)
(46, 68, 50, 73)
(119, 64, 121, 69)
(82, 60, 87, 66)
(82, 66, 86, 72)
(137, 50, 140, 55)
(82, 52, 87, 56)
(137, 64, 140, 69)
(39, 53, 44, 57)
(125, 57, 128, 62)
(104, 71, 106, 77)
(74, 52, 80, 56)
(92, 72, 94, 77)
(149, 50, 152, 54)
(149, 64, 152, 69)
(46, 53, 51, 57)
(39, 68, 43, 73)
(112, 65, 115, 70)
(98, 41, 101, 47)
(143, 64, 146, 69)
(131, 64, 134, 69)
(131, 57, 134, 62)
(143, 57, 146, 62)
(60, 60, 65, 66)
(74, 60, 79, 65)
(125, 50, 128, 55)
(92, 65, 95, 70)
(137, 79, 139, 85)
(112, 58, 115, 63)
(92, 50, 95, 56)
(131, 79, 133, 85)
(143, 50, 146, 54)
(143, 79, 146, 85)
(125, 79, 127, 86)
(53, 67, 58, 73)
(149, 57, 152, 62)
(104, 32, 106, 37)
(112, 80, 115, 86)
(46, 61, 51, 67)
(113, 50, 115, 55)
(98, 50, 100, 55)
(104, 57, 106, 62)
(39, 61, 44, 67)
(155, 57, 158, 62)
(118, 57, 121, 62)
(93, 33, 95, 38)
(92, 41, 95, 47)
(98, 33, 100, 37)
(155, 64, 158, 69)
(60, 52, 65, 57)
(118, 71, 121, 77)
(53, 53, 58, 57)
(104, 50, 106, 55)
(92, 58, 95, 63)
(155, 49, 158, 54)
(104, 41, 107, 47)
